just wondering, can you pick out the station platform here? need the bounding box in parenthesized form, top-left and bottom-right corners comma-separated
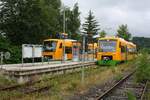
(2, 61, 96, 83)
(1, 61, 71, 70)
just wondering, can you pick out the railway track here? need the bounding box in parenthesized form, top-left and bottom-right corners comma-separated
(96, 71, 148, 100)
(0, 76, 55, 96)
(0, 76, 53, 92)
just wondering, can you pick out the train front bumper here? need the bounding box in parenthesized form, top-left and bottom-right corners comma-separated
(97, 60, 120, 66)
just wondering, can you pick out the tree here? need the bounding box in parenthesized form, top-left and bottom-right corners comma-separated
(99, 30, 106, 38)
(69, 3, 81, 40)
(0, 0, 61, 45)
(132, 37, 150, 50)
(58, 3, 81, 40)
(82, 10, 100, 43)
(117, 24, 131, 41)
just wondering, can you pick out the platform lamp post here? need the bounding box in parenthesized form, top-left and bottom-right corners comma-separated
(61, 3, 66, 63)
(93, 34, 100, 61)
(62, 4, 66, 62)
(81, 32, 87, 84)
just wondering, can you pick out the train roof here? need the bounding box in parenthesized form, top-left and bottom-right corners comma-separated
(44, 39, 77, 42)
(98, 36, 136, 47)
(99, 36, 125, 41)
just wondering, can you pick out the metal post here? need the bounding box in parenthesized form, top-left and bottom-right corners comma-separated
(22, 44, 24, 67)
(32, 45, 35, 66)
(125, 46, 128, 62)
(93, 42, 94, 61)
(0, 52, 3, 69)
(72, 42, 74, 62)
(42, 43, 44, 65)
(42, 56, 44, 65)
(63, 5, 66, 34)
(63, 4, 66, 63)
(63, 39, 65, 63)
(82, 35, 85, 84)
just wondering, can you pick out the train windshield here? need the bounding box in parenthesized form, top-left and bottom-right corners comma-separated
(43, 41, 57, 52)
(99, 40, 117, 52)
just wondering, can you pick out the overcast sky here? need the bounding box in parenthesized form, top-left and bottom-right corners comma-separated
(62, 0, 150, 37)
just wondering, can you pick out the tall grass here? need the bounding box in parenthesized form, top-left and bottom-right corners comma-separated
(135, 50, 150, 82)
(126, 91, 136, 100)
(0, 75, 16, 86)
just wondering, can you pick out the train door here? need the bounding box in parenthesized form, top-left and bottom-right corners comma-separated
(121, 45, 128, 61)
(72, 42, 80, 61)
(55, 41, 63, 60)
(65, 46, 72, 60)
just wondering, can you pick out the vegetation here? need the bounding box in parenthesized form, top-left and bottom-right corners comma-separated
(126, 91, 136, 100)
(114, 74, 123, 82)
(82, 10, 100, 51)
(0, 74, 16, 87)
(135, 51, 150, 82)
(0, 36, 21, 64)
(63, 3, 81, 40)
(0, 0, 61, 44)
(99, 30, 107, 38)
(82, 10, 100, 41)
(117, 24, 131, 41)
(132, 37, 150, 51)
(0, 0, 81, 45)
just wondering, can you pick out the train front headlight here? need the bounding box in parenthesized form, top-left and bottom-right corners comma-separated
(103, 57, 110, 61)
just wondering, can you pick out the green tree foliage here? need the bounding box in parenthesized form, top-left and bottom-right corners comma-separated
(117, 24, 131, 41)
(0, 0, 61, 45)
(0, 35, 10, 51)
(68, 3, 80, 40)
(82, 10, 100, 43)
(58, 3, 81, 40)
(132, 37, 150, 51)
(99, 30, 106, 38)
(0, 35, 21, 64)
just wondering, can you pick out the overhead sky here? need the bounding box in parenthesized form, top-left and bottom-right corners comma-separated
(62, 0, 150, 37)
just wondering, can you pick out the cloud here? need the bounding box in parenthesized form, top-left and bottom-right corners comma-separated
(62, 0, 150, 37)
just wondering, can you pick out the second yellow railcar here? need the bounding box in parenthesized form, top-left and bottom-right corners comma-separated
(97, 37, 137, 65)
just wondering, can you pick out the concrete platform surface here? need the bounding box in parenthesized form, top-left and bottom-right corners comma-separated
(2, 61, 94, 71)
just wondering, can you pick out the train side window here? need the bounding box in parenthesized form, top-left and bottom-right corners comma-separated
(121, 46, 126, 52)
(59, 43, 62, 48)
(119, 42, 121, 48)
(65, 47, 72, 54)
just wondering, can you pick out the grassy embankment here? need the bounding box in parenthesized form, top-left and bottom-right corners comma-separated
(0, 61, 135, 100)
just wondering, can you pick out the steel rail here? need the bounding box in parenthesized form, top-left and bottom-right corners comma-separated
(24, 85, 52, 94)
(96, 71, 135, 100)
(140, 81, 148, 100)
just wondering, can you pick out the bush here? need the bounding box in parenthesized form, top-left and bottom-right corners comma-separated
(136, 51, 150, 82)
(5, 45, 22, 64)
(139, 48, 150, 54)
(0, 36, 22, 64)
